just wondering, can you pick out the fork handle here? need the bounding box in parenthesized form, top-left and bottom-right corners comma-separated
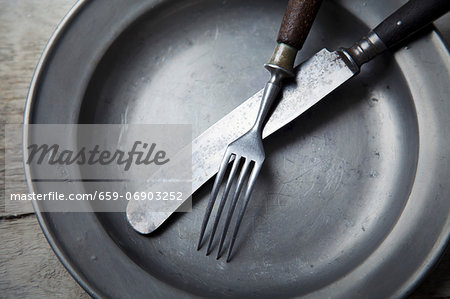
(268, 0, 323, 73)
(277, 0, 323, 50)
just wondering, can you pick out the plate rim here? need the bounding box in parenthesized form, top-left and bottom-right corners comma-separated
(23, 0, 101, 297)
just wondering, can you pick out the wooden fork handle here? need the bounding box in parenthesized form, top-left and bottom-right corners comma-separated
(277, 0, 323, 50)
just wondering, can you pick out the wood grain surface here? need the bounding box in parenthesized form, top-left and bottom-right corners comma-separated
(277, 0, 323, 49)
(0, 0, 449, 298)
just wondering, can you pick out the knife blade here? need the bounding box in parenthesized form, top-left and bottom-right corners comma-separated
(127, 0, 450, 234)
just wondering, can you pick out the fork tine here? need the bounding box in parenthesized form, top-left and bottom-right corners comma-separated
(216, 159, 252, 259)
(197, 152, 234, 250)
(226, 163, 262, 262)
(206, 155, 242, 255)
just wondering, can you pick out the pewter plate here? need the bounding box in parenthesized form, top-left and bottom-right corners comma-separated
(25, 0, 450, 297)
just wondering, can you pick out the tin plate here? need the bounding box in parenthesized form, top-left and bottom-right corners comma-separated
(25, 0, 450, 297)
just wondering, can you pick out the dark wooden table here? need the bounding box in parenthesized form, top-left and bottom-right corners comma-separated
(0, 1, 448, 297)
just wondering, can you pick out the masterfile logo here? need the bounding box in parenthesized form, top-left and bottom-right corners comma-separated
(26, 141, 170, 171)
(5, 124, 192, 213)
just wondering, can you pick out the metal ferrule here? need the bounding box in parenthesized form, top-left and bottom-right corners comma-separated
(341, 31, 387, 69)
(266, 43, 297, 77)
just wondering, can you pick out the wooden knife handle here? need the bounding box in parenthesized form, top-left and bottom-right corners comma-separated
(277, 0, 323, 50)
(373, 0, 450, 48)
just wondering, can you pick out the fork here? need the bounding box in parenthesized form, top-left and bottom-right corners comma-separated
(197, 0, 323, 261)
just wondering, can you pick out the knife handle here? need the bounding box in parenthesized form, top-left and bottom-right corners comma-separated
(373, 0, 450, 49)
(277, 0, 323, 50)
(343, 0, 450, 68)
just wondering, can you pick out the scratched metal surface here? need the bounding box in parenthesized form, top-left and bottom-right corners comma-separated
(25, 0, 450, 298)
(126, 48, 358, 233)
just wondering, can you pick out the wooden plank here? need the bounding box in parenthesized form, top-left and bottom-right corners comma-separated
(2, 124, 34, 216)
(0, 215, 89, 298)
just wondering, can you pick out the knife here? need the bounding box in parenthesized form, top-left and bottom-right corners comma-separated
(127, 0, 450, 234)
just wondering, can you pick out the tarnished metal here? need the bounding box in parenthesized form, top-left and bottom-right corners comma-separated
(267, 43, 298, 74)
(342, 31, 387, 68)
(197, 61, 292, 261)
(126, 48, 358, 234)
